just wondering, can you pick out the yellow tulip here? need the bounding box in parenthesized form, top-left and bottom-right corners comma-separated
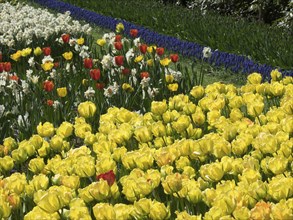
(56, 121, 73, 138)
(160, 57, 171, 66)
(21, 48, 32, 57)
(37, 122, 55, 137)
(247, 72, 262, 84)
(33, 47, 43, 56)
(93, 203, 116, 220)
(41, 61, 54, 71)
(57, 87, 67, 97)
(116, 22, 124, 33)
(62, 51, 73, 61)
(134, 55, 143, 63)
(10, 50, 22, 61)
(149, 201, 170, 220)
(77, 37, 85, 45)
(28, 157, 45, 174)
(96, 38, 106, 46)
(167, 83, 178, 92)
(77, 101, 97, 118)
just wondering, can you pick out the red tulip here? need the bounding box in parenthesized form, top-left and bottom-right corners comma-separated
(156, 47, 164, 56)
(114, 42, 123, 51)
(96, 170, 116, 186)
(96, 82, 105, 90)
(61, 33, 70, 43)
(9, 75, 19, 82)
(140, 71, 149, 79)
(130, 29, 138, 38)
(122, 68, 130, 75)
(139, 44, 148, 54)
(42, 47, 51, 56)
(43, 80, 54, 92)
(3, 62, 11, 72)
(54, 62, 59, 68)
(84, 58, 93, 69)
(115, 55, 124, 66)
(170, 54, 179, 63)
(90, 69, 101, 80)
(115, 35, 122, 42)
(47, 100, 54, 106)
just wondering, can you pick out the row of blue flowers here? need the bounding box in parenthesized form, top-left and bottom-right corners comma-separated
(33, 0, 293, 80)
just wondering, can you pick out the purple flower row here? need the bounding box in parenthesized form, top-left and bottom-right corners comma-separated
(33, 0, 293, 80)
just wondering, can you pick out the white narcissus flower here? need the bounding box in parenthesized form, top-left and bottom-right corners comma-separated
(203, 46, 212, 58)
(0, 2, 91, 47)
(104, 82, 119, 98)
(140, 77, 150, 88)
(28, 57, 35, 67)
(0, 105, 5, 115)
(126, 48, 134, 62)
(17, 112, 29, 126)
(101, 54, 112, 70)
(42, 55, 54, 64)
(84, 87, 95, 99)
(31, 75, 39, 84)
(53, 101, 61, 110)
(133, 37, 140, 47)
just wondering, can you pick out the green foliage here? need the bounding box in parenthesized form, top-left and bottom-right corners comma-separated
(60, 0, 293, 70)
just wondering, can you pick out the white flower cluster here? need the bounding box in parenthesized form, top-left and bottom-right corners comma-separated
(0, 2, 92, 47)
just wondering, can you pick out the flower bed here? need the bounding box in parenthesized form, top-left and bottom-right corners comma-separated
(32, 0, 293, 80)
(0, 2, 91, 50)
(0, 70, 292, 219)
(0, 2, 292, 220)
(0, 12, 193, 140)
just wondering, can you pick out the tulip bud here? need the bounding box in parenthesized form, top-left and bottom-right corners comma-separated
(270, 69, 282, 81)
(149, 201, 170, 220)
(29, 135, 43, 150)
(28, 157, 45, 174)
(78, 101, 97, 118)
(56, 121, 73, 138)
(57, 87, 67, 97)
(37, 192, 63, 213)
(116, 23, 124, 33)
(250, 201, 271, 220)
(3, 137, 17, 152)
(247, 72, 262, 84)
(96, 39, 106, 47)
(33, 47, 42, 56)
(134, 126, 153, 143)
(0, 156, 14, 172)
(37, 122, 55, 137)
(49, 135, 63, 152)
(162, 173, 183, 194)
(172, 115, 191, 134)
(93, 203, 116, 219)
(133, 198, 151, 218)
(190, 86, 205, 99)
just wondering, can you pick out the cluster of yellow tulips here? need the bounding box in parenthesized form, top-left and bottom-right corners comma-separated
(0, 70, 292, 219)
